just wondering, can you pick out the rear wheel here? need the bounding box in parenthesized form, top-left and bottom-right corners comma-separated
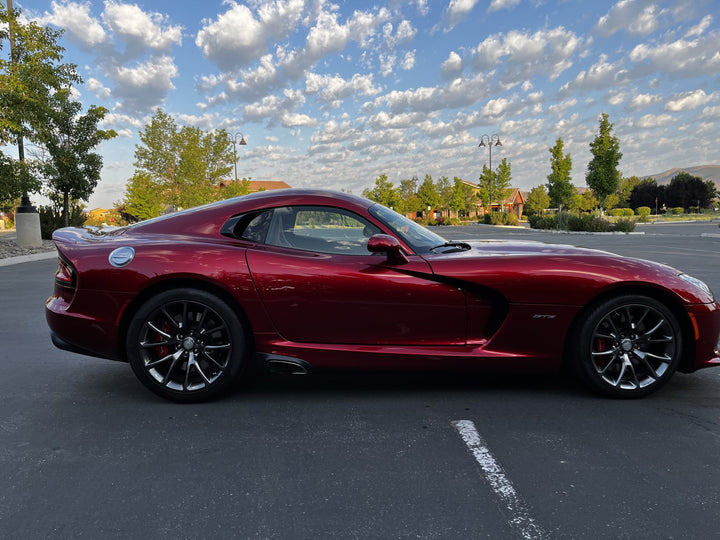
(127, 288, 247, 402)
(572, 295, 682, 398)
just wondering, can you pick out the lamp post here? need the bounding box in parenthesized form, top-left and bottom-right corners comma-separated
(478, 134, 502, 213)
(231, 132, 247, 182)
(7, 0, 42, 246)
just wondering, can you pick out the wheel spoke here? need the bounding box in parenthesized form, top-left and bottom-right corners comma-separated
(147, 349, 182, 368)
(161, 307, 180, 330)
(146, 321, 172, 339)
(161, 353, 183, 385)
(641, 319, 666, 338)
(200, 324, 225, 336)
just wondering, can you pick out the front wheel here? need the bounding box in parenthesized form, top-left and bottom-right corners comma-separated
(571, 295, 683, 398)
(127, 288, 247, 402)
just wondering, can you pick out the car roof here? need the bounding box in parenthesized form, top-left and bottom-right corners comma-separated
(127, 188, 375, 236)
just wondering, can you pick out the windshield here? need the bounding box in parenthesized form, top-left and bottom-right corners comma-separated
(369, 204, 447, 254)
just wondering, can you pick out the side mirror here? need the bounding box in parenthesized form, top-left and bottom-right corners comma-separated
(367, 234, 409, 265)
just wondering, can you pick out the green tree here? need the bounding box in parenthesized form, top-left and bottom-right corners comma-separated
(569, 188, 599, 214)
(399, 177, 421, 214)
(220, 178, 251, 199)
(417, 174, 442, 212)
(448, 177, 466, 215)
(459, 178, 478, 216)
(546, 137, 573, 209)
(36, 89, 116, 226)
(0, 4, 81, 199)
(478, 159, 512, 211)
(363, 173, 402, 210)
(132, 109, 234, 211)
(122, 172, 164, 221)
(618, 175, 642, 207)
(586, 113, 622, 210)
(665, 171, 713, 210)
(436, 175, 452, 210)
(525, 185, 550, 215)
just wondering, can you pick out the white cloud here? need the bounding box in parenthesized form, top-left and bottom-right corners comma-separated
(379, 54, 396, 77)
(629, 33, 720, 76)
(441, 51, 463, 79)
(195, 4, 270, 71)
(383, 20, 416, 48)
(489, 0, 522, 13)
(629, 93, 662, 110)
(445, 0, 479, 30)
(109, 56, 178, 112)
(305, 72, 381, 105)
(701, 105, 720, 118)
(472, 27, 581, 84)
(664, 89, 713, 111)
(282, 112, 317, 127)
(635, 113, 673, 128)
(560, 54, 629, 94)
(86, 77, 111, 100)
(595, 0, 663, 37)
(103, 0, 182, 51)
(685, 15, 712, 38)
(38, 1, 107, 46)
(400, 51, 415, 70)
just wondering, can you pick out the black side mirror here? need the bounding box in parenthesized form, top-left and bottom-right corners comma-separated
(366, 234, 409, 265)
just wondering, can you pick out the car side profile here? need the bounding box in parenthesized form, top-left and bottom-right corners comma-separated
(46, 189, 720, 402)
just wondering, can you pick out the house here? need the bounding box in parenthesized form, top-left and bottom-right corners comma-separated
(218, 180, 292, 192)
(465, 183, 526, 218)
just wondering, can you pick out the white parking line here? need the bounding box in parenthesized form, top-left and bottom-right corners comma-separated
(452, 420, 547, 540)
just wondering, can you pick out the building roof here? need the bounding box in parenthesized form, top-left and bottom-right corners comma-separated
(247, 180, 292, 191)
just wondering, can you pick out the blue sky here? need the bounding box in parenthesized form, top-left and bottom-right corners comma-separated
(12, 0, 720, 209)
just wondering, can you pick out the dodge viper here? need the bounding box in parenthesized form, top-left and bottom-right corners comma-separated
(46, 189, 720, 402)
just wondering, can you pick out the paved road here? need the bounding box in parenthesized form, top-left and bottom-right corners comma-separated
(1, 225, 719, 539)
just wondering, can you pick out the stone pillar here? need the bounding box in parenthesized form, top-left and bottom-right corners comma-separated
(15, 201, 43, 248)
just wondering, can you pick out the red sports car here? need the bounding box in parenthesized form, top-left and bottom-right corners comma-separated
(46, 189, 720, 402)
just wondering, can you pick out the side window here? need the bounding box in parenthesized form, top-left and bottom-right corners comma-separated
(231, 210, 273, 243)
(266, 206, 382, 255)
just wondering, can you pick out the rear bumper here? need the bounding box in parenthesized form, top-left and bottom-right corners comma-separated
(49, 331, 118, 361)
(45, 294, 125, 361)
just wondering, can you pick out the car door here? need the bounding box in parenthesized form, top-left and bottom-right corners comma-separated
(245, 206, 467, 346)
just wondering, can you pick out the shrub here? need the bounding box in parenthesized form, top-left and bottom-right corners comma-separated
(671, 207, 684, 215)
(39, 204, 86, 239)
(613, 218, 636, 233)
(487, 211, 519, 226)
(528, 214, 557, 229)
(636, 206, 651, 217)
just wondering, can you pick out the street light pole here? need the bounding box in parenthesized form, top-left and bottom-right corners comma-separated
(478, 134, 502, 213)
(7, 0, 42, 247)
(231, 132, 247, 182)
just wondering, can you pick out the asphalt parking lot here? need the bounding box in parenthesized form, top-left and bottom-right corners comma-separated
(1, 222, 719, 539)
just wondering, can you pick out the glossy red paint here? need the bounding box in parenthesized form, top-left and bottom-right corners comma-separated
(46, 189, 720, 400)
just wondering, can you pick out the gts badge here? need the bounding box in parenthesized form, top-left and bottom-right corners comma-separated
(533, 314, 557, 319)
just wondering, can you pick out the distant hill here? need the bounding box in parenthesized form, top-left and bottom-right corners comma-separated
(644, 165, 720, 188)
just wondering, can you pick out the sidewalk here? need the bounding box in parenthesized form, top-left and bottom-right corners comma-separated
(0, 230, 57, 267)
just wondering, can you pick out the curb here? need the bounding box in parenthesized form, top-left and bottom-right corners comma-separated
(0, 250, 57, 267)
(525, 228, 645, 236)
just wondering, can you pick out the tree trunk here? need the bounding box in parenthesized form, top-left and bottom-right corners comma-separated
(63, 191, 69, 227)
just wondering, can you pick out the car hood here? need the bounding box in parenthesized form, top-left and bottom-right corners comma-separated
(423, 240, 710, 305)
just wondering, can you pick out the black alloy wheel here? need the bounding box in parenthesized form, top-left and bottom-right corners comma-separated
(573, 295, 682, 398)
(127, 288, 247, 402)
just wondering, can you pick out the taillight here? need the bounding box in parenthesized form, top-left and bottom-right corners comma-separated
(55, 258, 76, 288)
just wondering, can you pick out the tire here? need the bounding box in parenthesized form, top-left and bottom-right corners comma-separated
(571, 295, 682, 398)
(126, 288, 247, 403)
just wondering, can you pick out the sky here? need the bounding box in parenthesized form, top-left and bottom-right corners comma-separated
(10, 0, 720, 209)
